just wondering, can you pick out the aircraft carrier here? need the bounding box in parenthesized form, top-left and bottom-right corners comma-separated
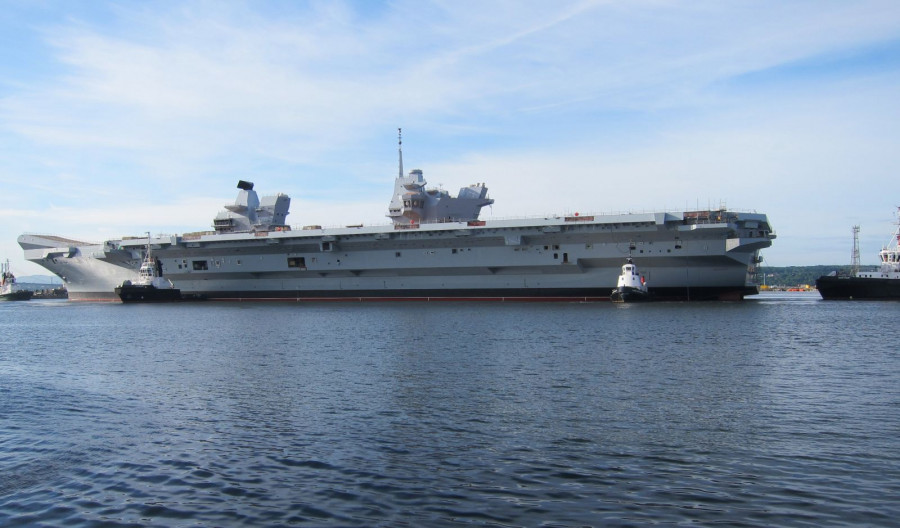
(19, 137, 776, 302)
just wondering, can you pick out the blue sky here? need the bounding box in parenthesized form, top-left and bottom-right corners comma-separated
(2, 0, 900, 276)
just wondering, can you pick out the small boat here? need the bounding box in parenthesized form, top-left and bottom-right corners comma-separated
(816, 208, 900, 300)
(115, 236, 182, 302)
(610, 257, 652, 303)
(1, 260, 33, 301)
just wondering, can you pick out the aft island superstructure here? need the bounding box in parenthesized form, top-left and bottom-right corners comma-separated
(19, 135, 776, 302)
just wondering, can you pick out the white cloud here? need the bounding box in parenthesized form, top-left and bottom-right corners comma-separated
(1, 0, 900, 272)
(10, 0, 891, 156)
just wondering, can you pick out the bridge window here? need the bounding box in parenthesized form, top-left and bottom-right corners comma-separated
(192, 260, 208, 270)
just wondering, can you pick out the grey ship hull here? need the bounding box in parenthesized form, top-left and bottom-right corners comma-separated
(20, 210, 773, 302)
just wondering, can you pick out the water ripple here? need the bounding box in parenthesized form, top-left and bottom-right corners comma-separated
(2, 299, 899, 526)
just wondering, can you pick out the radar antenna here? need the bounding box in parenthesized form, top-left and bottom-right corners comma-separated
(398, 127, 403, 179)
(850, 225, 860, 276)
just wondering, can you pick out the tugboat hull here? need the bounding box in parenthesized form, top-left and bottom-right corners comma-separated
(816, 276, 900, 300)
(610, 286, 652, 303)
(115, 285, 183, 303)
(0, 290, 33, 301)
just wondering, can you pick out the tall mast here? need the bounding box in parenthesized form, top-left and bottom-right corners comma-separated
(895, 207, 900, 247)
(851, 225, 860, 275)
(398, 127, 403, 178)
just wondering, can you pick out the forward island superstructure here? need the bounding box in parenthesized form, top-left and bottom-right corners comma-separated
(19, 134, 776, 302)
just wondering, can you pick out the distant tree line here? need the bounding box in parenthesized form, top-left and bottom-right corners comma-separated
(756, 265, 877, 287)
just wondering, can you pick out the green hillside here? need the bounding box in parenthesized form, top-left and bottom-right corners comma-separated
(756, 265, 877, 288)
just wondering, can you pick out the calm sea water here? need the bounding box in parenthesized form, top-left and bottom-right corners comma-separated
(1, 292, 898, 527)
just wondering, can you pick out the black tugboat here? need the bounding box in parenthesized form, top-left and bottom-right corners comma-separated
(1, 260, 33, 301)
(610, 257, 652, 303)
(115, 236, 182, 302)
(816, 208, 900, 300)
